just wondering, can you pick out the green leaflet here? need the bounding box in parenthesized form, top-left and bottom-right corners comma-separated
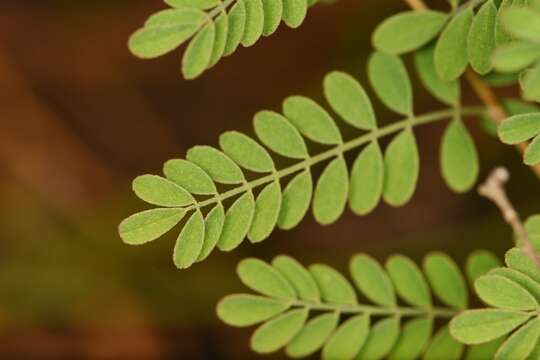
(414, 44, 459, 106)
(505, 248, 540, 284)
(526, 215, 540, 250)
(423, 326, 464, 360)
(251, 308, 309, 354)
(350, 253, 396, 307)
(309, 264, 357, 305)
(525, 134, 540, 165)
(248, 182, 281, 242)
(349, 141, 384, 215)
(321, 315, 370, 360)
(187, 145, 244, 184)
(388, 317, 432, 360)
(182, 21, 215, 79)
(163, 159, 216, 195)
(501, 7, 540, 43)
(356, 317, 400, 360)
(313, 156, 348, 225)
(494, 318, 540, 359)
(217, 192, 255, 251)
(464, 338, 506, 360)
(237, 258, 296, 299)
(466, 250, 501, 284)
(128, 11, 201, 59)
(262, 0, 282, 36)
(386, 255, 431, 308)
(286, 312, 338, 358)
(173, 210, 205, 269)
(208, 13, 229, 68)
(119, 208, 186, 245)
(283, 96, 342, 145)
(475, 274, 538, 310)
(242, 0, 264, 47)
(272, 255, 320, 302)
(282, 0, 307, 28)
(368, 52, 413, 116)
(197, 204, 225, 261)
(165, 0, 219, 9)
(372, 10, 448, 55)
(468, 0, 497, 75)
(223, 0, 246, 56)
(324, 71, 377, 130)
(498, 113, 540, 144)
(490, 267, 540, 302)
(132, 174, 194, 206)
(217, 294, 290, 326)
(253, 111, 309, 159)
(434, 8, 473, 81)
(521, 64, 540, 102)
(423, 252, 468, 309)
(277, 170, 312, 230)
(495, 0, 516, 46)
(493, 42, 540, 74)
(219, 131, 275, 172)
(440, 119, 479, 193)
(383, 130, 419, 207)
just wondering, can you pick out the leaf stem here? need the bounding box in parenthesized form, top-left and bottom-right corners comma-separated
(291, 299, 458, 318)
(180, 106, 484, 212)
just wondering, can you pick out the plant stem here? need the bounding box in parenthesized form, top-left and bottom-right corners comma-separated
(403, 0, 540, 180)
(478, 167, 540, 270)
(180, 106, 483, 212)
(292, 300, 457, 317)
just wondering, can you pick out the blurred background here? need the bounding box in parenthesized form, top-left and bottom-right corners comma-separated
(1, 0, 539, 358)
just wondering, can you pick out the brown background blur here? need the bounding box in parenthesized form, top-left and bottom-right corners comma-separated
(0, 0, 539, 358)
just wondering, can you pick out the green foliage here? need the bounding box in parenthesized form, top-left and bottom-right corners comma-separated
(450, 248, 540, 358)
(119, 68, 482, 268)
(128, 0, 311, 79)
(498, 113, 540, 164)
(217, 252, 471, 358)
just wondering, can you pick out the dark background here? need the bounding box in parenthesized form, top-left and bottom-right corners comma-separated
(0, 0, 538, 358)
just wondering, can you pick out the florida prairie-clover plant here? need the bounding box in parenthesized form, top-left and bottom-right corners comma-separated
(121, 0, 540, 357)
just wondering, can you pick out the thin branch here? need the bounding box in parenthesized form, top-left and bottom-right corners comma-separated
(403, 0, 540, 180)
(478, 167, 540, 270)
